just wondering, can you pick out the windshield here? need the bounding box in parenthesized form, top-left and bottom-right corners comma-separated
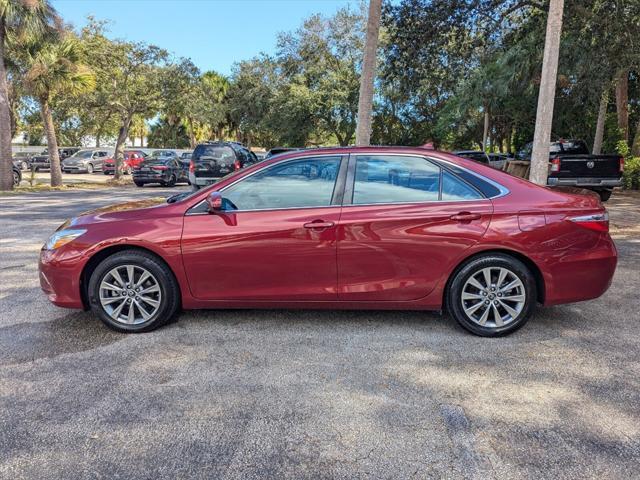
(152, 150, 173, 157)
(194, 145, 234, 161)
(71, 150, 94, 159)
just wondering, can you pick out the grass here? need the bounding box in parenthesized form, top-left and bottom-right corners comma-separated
(1, 178, 134, 195)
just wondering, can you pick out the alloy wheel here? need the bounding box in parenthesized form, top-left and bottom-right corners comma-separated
(99, 264, 162, 325)
(460, 267, 526, 328)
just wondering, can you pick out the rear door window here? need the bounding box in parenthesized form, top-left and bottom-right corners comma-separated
(352, 155, 441, 204)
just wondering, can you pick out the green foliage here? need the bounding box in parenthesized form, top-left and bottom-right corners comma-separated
(623, 156, 640, 190)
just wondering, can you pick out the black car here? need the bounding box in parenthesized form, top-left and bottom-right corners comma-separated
(188, 141, 259, 189)
(13, 165, 22, 187)
(12, 151, 34, 171)
(133, 156, 190, 187)
(265, 147, 299, 159)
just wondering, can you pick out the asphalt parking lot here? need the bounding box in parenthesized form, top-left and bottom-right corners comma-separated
(1, 187, 639, 479)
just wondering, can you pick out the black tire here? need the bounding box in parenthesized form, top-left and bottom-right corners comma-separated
(597, 189, 612, 202)
(103, 170, 110, 175)
(86, 163, 94, 174)
(134, 180, 145, 187)
(446, 254, 537, 337)
(13, 169, 21, 187)
(87, 250, 180, 333)
(166, 175, 176, 187)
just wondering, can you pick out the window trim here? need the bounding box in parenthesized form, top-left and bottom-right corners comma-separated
(186, 154, 348, 215)
(343, 153, 502, 207)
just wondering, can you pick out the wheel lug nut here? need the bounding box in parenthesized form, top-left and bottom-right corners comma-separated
(493, 300, 498, 305)
(497, 293, 502, 297)
(484, 300, 489, 305)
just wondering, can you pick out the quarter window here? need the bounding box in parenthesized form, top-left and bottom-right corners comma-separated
(223, 156, 341, 211)
(353, 155, 441, 204)
(441, 170, 483, 201)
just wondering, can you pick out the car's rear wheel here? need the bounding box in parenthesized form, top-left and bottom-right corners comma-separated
(134, 180, 144, 187)
(163, 175, 176, 187)
(88, 250, 180, 333)
(21, 161, 28, 170)
(446, 254, 536, 337)
(86, 163, 94, 174)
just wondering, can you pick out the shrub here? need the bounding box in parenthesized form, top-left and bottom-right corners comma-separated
(623, 156, 640, 190)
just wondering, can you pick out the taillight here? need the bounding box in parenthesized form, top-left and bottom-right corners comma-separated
(234, 159, 241, 170)
(619, 156, 625, 173)
(152, 165, 168, 171)
(189, 160, 195, 173)
(550, 157, 561, 173)
(569, 212, 609, 233)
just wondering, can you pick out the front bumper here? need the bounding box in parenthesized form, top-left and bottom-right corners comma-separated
(547, 177, 622, 188)
(39, 248, 85, 309)
(62, 164, 89, 173)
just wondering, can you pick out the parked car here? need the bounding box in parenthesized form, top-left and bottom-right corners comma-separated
(12, 151, 34, 171)
(39, 145, 616, 337)
(62, 149, 113, 173)
(102, 150, 148, 175)
(150, 149, 179, 160)
(453, 150, 509, 170)
(265, 147, 299, 159)
(12, 164, 21, 187)
(29, 149, 52, 171)
(132, 156, 190, 187)
(179, 151, 193, 162)
(189, 141, 258, 189)
(515, 140, 623, 201)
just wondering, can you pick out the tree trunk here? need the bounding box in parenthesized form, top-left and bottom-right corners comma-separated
(41, 100, 62, 187)
(593, 87, 609, 154)
(355, 0, 382, 146)
(0, 18, 15, 191)
(114, 114, 132, 180)
(187, 117, 196, 148)
(632, 121, 640, 157)
(95, 132, 101, 148)
(529, 0, 564, 186)
(615, 70, 629, 143)
(482, 108, 489, 152)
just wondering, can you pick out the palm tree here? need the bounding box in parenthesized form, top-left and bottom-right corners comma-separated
(23, 35, 95, 186)
(355, 0, 382, 146)
(0, 0, 59, 190)
(529, 0, 564, 186)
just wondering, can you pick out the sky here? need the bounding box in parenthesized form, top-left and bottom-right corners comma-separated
(52, 0, 360, 76)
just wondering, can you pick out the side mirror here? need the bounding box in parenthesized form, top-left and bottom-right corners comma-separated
(206, 191, 224, 213)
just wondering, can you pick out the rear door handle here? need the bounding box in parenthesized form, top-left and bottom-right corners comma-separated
(450, 212, 481, 222)
(303, 220, 335, 229)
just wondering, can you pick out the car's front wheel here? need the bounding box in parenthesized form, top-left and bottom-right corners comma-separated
(88, 250, 180, 333)
(21, 161, 28, 171)
(86, 163, 94, 174)
(134, 180, 144, 187)
(446, 254, 536, 337)
(13, 169, 21, 187)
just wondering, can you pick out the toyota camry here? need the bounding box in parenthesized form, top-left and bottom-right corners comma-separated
(39, 146, 617, 336)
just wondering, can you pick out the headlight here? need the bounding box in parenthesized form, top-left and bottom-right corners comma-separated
(44, 229, 87, 250)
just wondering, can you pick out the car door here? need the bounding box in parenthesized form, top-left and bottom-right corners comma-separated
(181, 155, 347, 301)
(337, 154, 493, 301)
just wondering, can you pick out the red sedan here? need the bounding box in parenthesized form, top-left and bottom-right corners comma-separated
(39, 146, 617, 336)
(102, 150, 148, 175)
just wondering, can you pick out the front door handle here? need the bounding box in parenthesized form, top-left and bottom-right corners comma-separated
(450, 212, 481, 222)
(303, 220, 335, 229)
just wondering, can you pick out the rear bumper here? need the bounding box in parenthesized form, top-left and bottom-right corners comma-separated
(547, 177, 622, 188)
(133, 174, 167, 183)
(190, 172, 222, 186)
(543, 235, 617, 306)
